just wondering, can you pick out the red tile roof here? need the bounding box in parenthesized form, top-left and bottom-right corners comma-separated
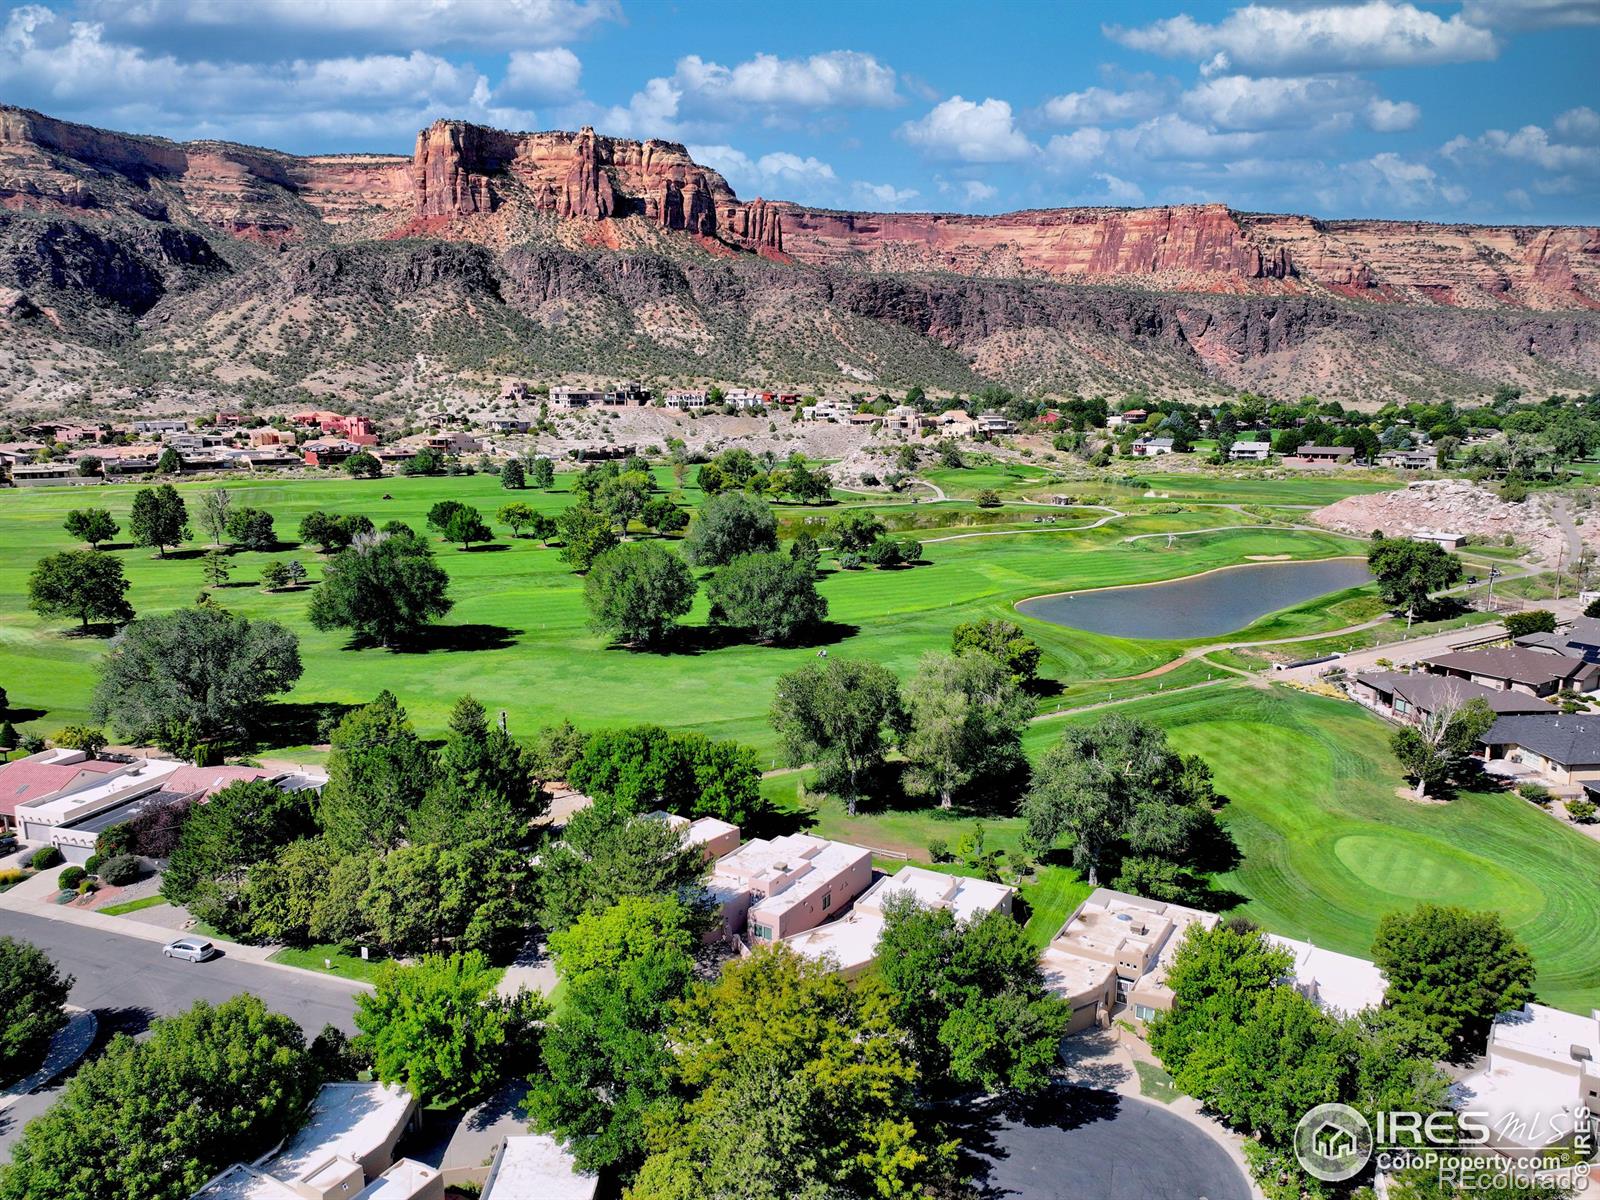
(0, 758, 120, 819)
(163, 765, 273, 797)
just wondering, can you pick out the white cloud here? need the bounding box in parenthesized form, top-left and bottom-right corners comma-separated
(899, 96, 1034, 163)
(1365, 97, 1421, 132)
(1444, 124, 1599, 173)
(1555, 106, 1600, 141)
(1095, 172, 1146, 203)
(1119, 114, 1262, 161)
(1043, 127, 1110, 168)
(500, 48, 581, 99)
(690, 143, 836, 186)
(1460, 0, 1600, 30)
(673, 50, 897, 109)
(1108, 3, 1498, 73)
(1344, 151, 1461, 208)
(1042, 84, 1165, 126)
(1181, 74, 1372, 130)
(961, 179, 998, 203)
(853, 180, 920, 209)
(84, 0, 620, 49)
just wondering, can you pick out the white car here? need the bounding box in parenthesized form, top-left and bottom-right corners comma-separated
(162, 937, 217, 963)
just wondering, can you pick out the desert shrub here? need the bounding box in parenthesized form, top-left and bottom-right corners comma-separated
(1567, 799, 1597, 824)
(28, 846, 61, 870)
(59, 865, 86, 891)
(100, 854, 142, 885)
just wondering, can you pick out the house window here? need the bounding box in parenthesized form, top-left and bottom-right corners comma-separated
(751, 923, 773, 941)
(822, 893, 831, 911)
(1134, 1005, 1158, 1022)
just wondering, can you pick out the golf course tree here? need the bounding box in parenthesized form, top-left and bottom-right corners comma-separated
(225, 506, 276, 551)
(128, 483, 189, 556)
(0, 995, 320, 1200)
(200, 548, 231, 590)
(317, 691, 436, 855)
(400, 447, 444, 476)
(1389, 693, 1496, 801)
(497, 501, 545, 539)
(161, 779, 318, 933)
(425, 500, 493, 550)
(1368, 534, 1464, 617)
(681, 491, 778, 567)
(770, 657, 905, 814)
(901, 650, 1032, 810)
(565, 725, 762, 825)
(557, 502, 619, 571)
(951, 618, 1042, 688)
(27, 551, 134, 633)
(500, 458, 526, 489)
(1372, 904, 1537, 1059)
(196, 487, 231, 548)
(823, 508, 886, 554)
(526, 454, 556, 489)
(630, 943, 953, 1200)
(297, 510, 373, 553)
(1503, 609, 1557, 638)
(63, 507, 119, 549)
(409, 695, 545, 846)
(705, 551, 828, 644)
(155, 446, 182, 474)
(307, 525, 453, 647)
(524, 895, 700, 1174)
(583, 541, 696, 647)
(1020, 714, 1220, 887)
(91, 606, 303, 761)
(344, 450, 382, 479)
(597, 470, 653, 535)
(533, 805, 713, 933)
(641, 495, 688, 537)
(357, 952, 545, 1110)
(875, 895, 1070, 1095)
(0, 937, 73, 1088)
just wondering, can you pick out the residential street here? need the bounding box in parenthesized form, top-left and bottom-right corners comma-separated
(0, 912, 360, 1036)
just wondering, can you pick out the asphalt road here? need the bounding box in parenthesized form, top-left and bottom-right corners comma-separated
(0, 911, 360, 1036)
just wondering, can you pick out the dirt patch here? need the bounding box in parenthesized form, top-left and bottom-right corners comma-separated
(1310, 480, 1567, 565)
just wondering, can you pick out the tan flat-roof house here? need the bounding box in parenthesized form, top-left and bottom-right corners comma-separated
(645, 811, 741, 861)
(1294, 445, 1356, 465)
(1455, 1005, 1600, 1155)
(710, 833, 873, 944)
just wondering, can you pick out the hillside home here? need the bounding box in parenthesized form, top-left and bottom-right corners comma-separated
(1228, 440, 1272, 460)
(975, 412, 1014, 434)
(191, 1083, 439, 1200)
(781, 865, 1014, 978)
(133, 418, 190, 435)
(1423, 648, 1600, 698)
(802, 401, 850, 423)
(1106, 408, 1148, 430)
(1454, 1005, 1600, 1154)
(549, 387, 605, 409)
(1480, 715, 1600, 789)
(709, 833, 873, 944)
(424, 432, 482, 454)
(1379, 448, 1439, 470)
(303, 440, 357, 467)
(936, 409, 976, 433)
(663, 390, 710, 410)
(1131, 437, 1175, 457)
(886, 404, 930, 431)
(1349, 671, 1555, 724)
(1293, 445, 1356, 465)
(10, 462, 98, 486)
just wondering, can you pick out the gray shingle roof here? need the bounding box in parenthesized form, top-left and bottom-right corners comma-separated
(1424, 647, 1598, 688)
(1481, 715, 1600, 767)
(1355, 671, 1554, 715)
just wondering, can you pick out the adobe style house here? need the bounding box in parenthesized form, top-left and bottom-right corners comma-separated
(709, 833, 873, 944)
(1350, 671, 1555, 724)
(1479, 715, 1600, 790)
(1422, 648, 1600, 698)
(780, 865, 1014, 978)
(1040, 888, 1386, 1035)
(191, 1082, 440, 1200)
(1379, 448, 1439, 470)
(481, 1135, 597, 1200)
(644, 811, 741, 861)
(1454, 1005, 1600, 1155)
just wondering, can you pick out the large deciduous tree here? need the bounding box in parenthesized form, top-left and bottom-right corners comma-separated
(534, 805, 711, 934)
(525, 896, 700, 1173)
(92, 607, 301, 757)
(426, 500, 493, 550)
(27, 551, 134, 632)
(1372, 904, 1537, 1059)
(770, 658, 903, 814)
(0, 996, 318, 1200)
(63, 507, 119, 549)
(196, 487, 231, 547)
(225, 506, 276, 551)
(565, 725, 762, 824)
(128, 484, 188, 557)
(1020, 714, 1217, 885)
(357, 952, 545, 1110)
(557, 502, 620, 572)
(1368, 535, 1464, 617)
(0, 938, 73, 1088)
(706, 551, 828, 644)
(307, 526, 453, 647)
(1390, 694, 1496, 801)
(681, 492, 778, 567)
(901, 650, 1031, 809)
(583, 541, 696, 647)
(950, 618, 1042, 687)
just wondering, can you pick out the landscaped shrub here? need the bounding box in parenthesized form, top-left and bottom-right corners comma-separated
(838, 552, 862, 570)
(58, 866, 86, 891)
(1517, 783, 1552, 805)
(99, 854, 141, 886)
(77, 878, 97, 895)
(0, 868, 28, 891)
(96, 823, 134, 858)
(83, 853, 103, 876)
(927, 837, 948, 863)
(1568, 799, 1597, 824)
(28, 846, 61, 870)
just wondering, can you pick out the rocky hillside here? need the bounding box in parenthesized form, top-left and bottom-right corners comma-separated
(2, 104, 1598, 414)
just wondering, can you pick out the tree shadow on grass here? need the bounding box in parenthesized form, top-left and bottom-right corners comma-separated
(255, 700, 358, 747)
(162, 548, 211, 561)
(455, 543, 510, 552)
(393, 623, 522, 653)
(619, 619, 861, 657)
(2, 706, 49, 725)
(55, 623, 125, 639)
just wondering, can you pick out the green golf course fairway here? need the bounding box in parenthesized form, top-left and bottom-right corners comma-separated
(1026, 686, 1600, 1014)
(0, 469, 1366, 756)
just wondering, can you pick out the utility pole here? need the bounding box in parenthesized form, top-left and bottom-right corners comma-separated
(1555, 543, 1565, 602)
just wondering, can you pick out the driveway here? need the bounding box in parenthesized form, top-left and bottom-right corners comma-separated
(952, 1085, 1252, 1200)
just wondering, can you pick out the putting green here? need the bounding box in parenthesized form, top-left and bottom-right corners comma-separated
(1331, 833, 1540, 910)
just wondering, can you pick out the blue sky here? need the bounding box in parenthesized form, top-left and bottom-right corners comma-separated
(2, 0, 1597, 223)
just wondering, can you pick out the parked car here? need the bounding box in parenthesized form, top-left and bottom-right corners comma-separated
(162, 937, 217, 963)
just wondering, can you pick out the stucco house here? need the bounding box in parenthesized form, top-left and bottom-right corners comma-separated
(709, 833, 873, 944)
(1479, 715, 1600, 789)
(1454, 1005, 1600, 1155)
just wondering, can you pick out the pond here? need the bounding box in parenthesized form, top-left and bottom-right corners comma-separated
(1016, 557, 1373, 640)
